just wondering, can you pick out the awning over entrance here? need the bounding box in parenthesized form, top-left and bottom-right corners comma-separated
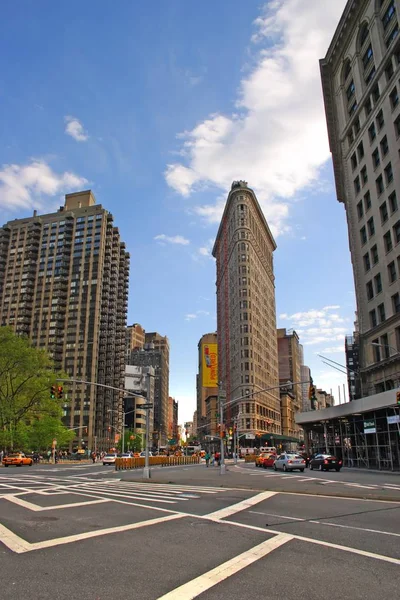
(261, 433, 300, 443)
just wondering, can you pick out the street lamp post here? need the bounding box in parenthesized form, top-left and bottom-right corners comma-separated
(108, 408, 135, 454)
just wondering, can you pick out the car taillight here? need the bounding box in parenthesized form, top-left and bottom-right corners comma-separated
(301, 460, 305, 463)
(324, 460, 328, 464)
(339, 460, 342, 464)
(288, 460, 292, 464)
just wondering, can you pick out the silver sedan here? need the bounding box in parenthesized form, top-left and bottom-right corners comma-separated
(273, 453, 306, 472)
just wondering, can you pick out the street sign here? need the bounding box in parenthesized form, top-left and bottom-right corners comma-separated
(364, 419, 376, 434)
(245, 433, 255, 440)
(141, 403, 153, 409)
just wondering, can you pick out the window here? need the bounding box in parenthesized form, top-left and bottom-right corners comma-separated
(363, 252, 371, 271)
(351, 152, 357, 170)
(385, 162, 393, 184)
(360, 226, 367, 245)
(376, 174, 384, 194)
(365, 97, 372, 116)
(369, 122, 376, 141)
(360, 23, 369, 47)
(388, 260, 397, 282)
(354, 176, 361, 194)
(343, 60, 352, 81)
(371, 244, 379, 264)
(367, 216, 375, 236)
(361, 165, 368, 185)
(364, 190, 372, 211)
(386, 23, 399, 48)
(389, 191, 398, 213)
(357, 200, 364, 219)
(380, 201, 389, 223)
(393, 292, 400, 314)
(395, 114, 400, 136)
(382, 1, 396, 31)
(372, 148, 380, 168)
(367, 280, 374, 300)
(372, 84, 380, 102)
(365, 66, 376, 84)
(348, 130, 354, 146)
(369, 309, 377, 327)
(375, 273, 383, 294)
(354, 117, 360, 135)
(385, 60, 394, 81)
(390, 86, 399, 108)
(346, 80, 355, 101)
(380, 135, 389, 156)
(372, 339, 381, 362)
(377, 109, 384, 130)
(357, 141, 364, 160)
(363, 44, 373, 69)
(378, 302, 386, 322)
(384, 230, 393, 252)
(394, 220, 400, 243)
(349, 101, 357, 116)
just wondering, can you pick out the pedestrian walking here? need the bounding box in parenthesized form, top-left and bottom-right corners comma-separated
(205, 452, 210, 467)
(215, 451, 220, 466)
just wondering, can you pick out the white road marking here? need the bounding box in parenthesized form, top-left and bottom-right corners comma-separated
(309, 520, 400, 538)
(155, 533, 293, 600)
(206, 491, 277, 520)
(215, 518, 400, 566)
(5, 495, 110, 512)
(297, 478, 316, 482)
(0, 513, 184, 554)
(249, 511, 305, 521)
(344, 483, 378, 490)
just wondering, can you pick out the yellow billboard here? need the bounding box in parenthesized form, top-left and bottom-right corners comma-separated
(202, 343, 218, 387)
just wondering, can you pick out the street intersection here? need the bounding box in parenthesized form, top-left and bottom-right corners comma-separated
(0, 463, 399, 599)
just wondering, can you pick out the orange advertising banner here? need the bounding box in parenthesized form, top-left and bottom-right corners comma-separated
(202, 343, 218, 387)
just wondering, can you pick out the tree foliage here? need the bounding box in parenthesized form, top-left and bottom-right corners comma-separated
(0, 327, 71, 450)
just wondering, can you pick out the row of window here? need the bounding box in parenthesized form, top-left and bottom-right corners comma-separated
(369, 289, 400, 328)
(358, 190, 397, 221)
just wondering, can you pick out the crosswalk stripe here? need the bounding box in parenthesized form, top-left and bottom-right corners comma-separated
(70, 484, 190, 501)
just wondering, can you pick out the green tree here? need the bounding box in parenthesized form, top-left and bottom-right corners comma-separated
(0, 327, 68, 449)
(24, 415, 75, 452)
(117, 429, 144, 453)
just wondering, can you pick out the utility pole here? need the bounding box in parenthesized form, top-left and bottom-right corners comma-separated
(143, 372, 153, 480)
(219, 381, 226, 475)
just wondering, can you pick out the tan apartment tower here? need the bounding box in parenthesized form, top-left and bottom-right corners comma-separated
(126, 323, 145, 355)
(212, 181, 280, 438)
(277, 328, 303, 440)
(0, 190, 129, 451)
(196, 332, 218, 439)
(320, 0, 400, 396)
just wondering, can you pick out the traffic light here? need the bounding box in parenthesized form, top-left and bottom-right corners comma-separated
(56, 385, 63, 399)
(229, 428, 233, 436)
(396, 391, 400, 405)
(50, 385, 56, 399)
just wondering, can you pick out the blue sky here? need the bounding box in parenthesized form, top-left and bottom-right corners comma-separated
(0, 0, 354, 424)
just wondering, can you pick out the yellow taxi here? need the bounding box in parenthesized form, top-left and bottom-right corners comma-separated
(3, 453, 33, 467)
(255, 452, 271, 467)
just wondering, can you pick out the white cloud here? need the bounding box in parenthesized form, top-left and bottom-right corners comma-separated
(185, 309, 210, 321)
(154, 234, 190, 245)
(164, 0, 347, 236)
(279, 305, 348, 346)
(198, 238, 215, 259)
(319, 346, 345, 354)
(0, 159, 88, 211)
(64, 116, 89, 142)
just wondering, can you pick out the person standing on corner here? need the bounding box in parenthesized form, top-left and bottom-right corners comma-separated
(205, 451, 210, 467)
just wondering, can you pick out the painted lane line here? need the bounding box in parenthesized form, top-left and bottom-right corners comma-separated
(5, 495, 110, 512)
(155, 533, 293, 600)
(206, 491, 277, 520)
(214, 518, 400, 566)
(53, 487, 180, 504)
(345, 483, 378, 490)
(0, 513, 184, 554)
(296, 478, 316, 482)
(383, 486, 400, 491)
(249, 511, 305, 521)
(309, 520, 400, 538)
(67, 485, 190, 502)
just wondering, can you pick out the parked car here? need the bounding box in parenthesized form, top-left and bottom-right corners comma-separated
(273, 453, 306, 472)
(261, 454, 277, 469)
(3, 453, 33, 467)
(102, 453, 118, 465)
(309, 454, 342, 472)
(139, 451, 153, 457)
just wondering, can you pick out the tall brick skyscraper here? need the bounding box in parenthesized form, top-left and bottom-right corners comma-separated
(0, 190, 129, 450)
(212, 181, 280, 439)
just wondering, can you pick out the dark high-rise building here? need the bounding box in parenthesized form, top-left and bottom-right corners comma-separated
(0, 190, 129, 450)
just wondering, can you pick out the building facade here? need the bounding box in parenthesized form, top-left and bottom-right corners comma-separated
(301, 365, 312, 412)
(277, 328, 303, 439)
(127, 337, 169, 445)
(212, 181, 281, 440)
(126, 323, 145, 356)
(0, 190, 129, 451)
(167, 396, 179, 443)
(196, 332, 218, 441)
(124, 365, 154, 441)
(321, 0, 400, 398)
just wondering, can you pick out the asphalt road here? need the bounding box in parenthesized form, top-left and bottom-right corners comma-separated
(0, 463, 399, 600)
